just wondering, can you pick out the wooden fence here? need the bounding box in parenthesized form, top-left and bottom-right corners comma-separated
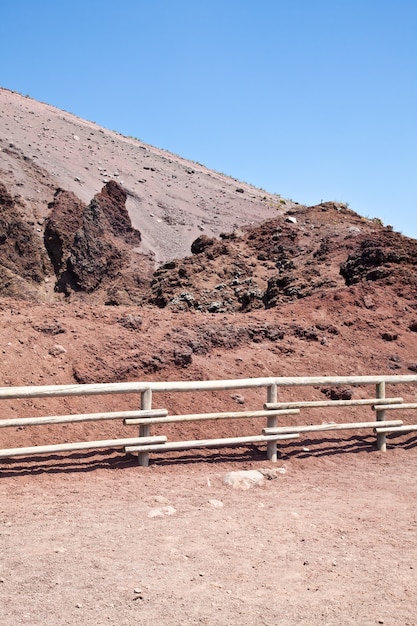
(1, 375, 417, 466)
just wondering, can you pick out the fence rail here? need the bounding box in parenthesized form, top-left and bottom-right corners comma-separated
(1, 374, 417, 466)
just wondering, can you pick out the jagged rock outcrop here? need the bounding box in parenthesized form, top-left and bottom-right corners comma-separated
(148, 204, 417, 312)
(340, 231, 417, 289)
(44, 181, 148, 299)
(0, 182, 49, 299)
(2, 176, 417, 310)
(0, 179, 153, 302)
(44, 188, 86, 283)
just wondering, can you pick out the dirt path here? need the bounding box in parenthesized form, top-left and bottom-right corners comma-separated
(1, 448, 417, 625)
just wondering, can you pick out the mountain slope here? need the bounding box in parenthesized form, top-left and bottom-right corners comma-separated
(1, 89, 417, 453)
(0, 87, 294, 265)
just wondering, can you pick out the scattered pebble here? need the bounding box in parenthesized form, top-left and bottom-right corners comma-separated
(224, 470, 264, 490)
(148, 506, 176, 518)
(48, 344, 67, 356)
(208, 499, 223, 509)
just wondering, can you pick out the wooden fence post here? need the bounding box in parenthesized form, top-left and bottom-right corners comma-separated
(266, 383, 278, 462)
(138, 388, 153, 466)
(376, 382, 386, 451)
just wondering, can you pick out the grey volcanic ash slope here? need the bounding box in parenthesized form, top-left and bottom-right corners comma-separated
(0, 86, 293, 263)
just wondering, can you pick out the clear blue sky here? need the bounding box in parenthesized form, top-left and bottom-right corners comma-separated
(2, 1, 417, 238)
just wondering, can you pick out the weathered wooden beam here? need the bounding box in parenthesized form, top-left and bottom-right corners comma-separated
(376, 382, 386, 451)
(138, 388, 153, 468)
(126, 433, 299, 455)
(376, 425, 417, 434)
(1, 376, 417, 399)
(0, 409, 168, 428)
(124, 408, 300, 426)
(264, 398, 403, 410)
(372, 403, 417, 411)
(263, 420, 403, 435)
(0, 436, 168, 459)
(0, 382, 150, 400)
(148, 375, 417, 392)
(266, 383, 278, 463)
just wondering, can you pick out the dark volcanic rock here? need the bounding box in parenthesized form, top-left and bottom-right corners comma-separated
(93, 180, 141, 246)
(321, 386, 353, 401)
(191, 235, 215, 254)
(68, 200, 124, 292)
(0, 182, 48, 297)
(149, 208, 371, 313)
(44, 188, 86, 279)
(340, 232, 417, 288)
(45, 181, 143, 295)
(69, 182, 140, 292)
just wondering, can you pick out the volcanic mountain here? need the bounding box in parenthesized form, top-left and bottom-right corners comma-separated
(1, 86, 417, 450)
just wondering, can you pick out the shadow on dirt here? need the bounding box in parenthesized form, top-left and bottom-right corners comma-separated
(1, 433, 416, 478)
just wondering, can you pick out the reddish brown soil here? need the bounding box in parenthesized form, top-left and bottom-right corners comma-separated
(1, 453, 417, 626)
(1, 87, 417, 624)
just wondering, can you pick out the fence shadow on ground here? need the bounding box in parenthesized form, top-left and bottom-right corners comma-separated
(0, 448, 136, 478)
(1, 432, 416, 478)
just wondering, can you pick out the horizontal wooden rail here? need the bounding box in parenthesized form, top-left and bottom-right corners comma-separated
(264, 398, 403, 410)
(2, 375, 417, 397)
(376, 425, 417, 434)
(0, 382, 150, 400)
(0, 436, 167, 459)
(0, 409, 168, 428)
(373, 403, 417, 411)
(147, 375, 417, 392)
(125, 433, 299, 454)
(124, 408, 300, 426)
(263, 420, 404, 436)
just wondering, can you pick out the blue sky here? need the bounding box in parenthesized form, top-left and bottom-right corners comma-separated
(2, 0, 417, 238)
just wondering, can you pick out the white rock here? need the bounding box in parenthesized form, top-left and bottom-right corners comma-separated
(259, 467, 287, 479)
(152, 495, 169, 504)
(148, 505, 176, 518)
(49, 344, 67, 356)
(208, 499, 224, 508)
(223, 470, 264, 490)
(285, 216, 297, 224)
